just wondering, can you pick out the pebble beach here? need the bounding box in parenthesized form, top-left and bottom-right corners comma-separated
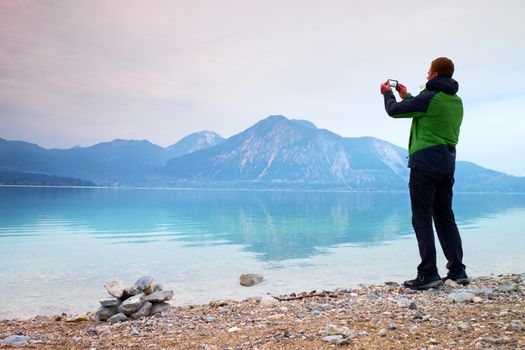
(1, 273, 524, 349)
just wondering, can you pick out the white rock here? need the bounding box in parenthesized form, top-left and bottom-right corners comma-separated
(326, 324, 356, 338)
(448, 290, 476, 303)
(227, 326, 241, 333)
(267, 314, 285, 320)
(444, 279, 460, 288)
(429, 338, 439, 344)
(259, 295, 279, 307)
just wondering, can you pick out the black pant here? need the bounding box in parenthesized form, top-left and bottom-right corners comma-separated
(409, 168, 465, 277)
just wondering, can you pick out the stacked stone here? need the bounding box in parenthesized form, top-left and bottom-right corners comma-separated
(96, 276, 173, 324)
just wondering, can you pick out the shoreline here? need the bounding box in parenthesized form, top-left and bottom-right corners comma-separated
(2, 184, 525, 195)
(1, 273, 523, 349)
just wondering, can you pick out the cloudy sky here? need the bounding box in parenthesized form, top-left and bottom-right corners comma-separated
(1, 0, 524, 175)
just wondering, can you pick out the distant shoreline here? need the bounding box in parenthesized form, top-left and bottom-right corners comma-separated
(1, 184, 525, 195)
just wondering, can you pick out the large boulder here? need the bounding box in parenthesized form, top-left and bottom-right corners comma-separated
(133, 276, 155, 294)
(104, 278, 126, 298)
(118, 294, 144, 315)
(131, 301, 152, 320)
(99, 297, 120, 307)
(121, 286, 139, 300)
(144, 290, 174, 303)
(97, 306, 118, 321)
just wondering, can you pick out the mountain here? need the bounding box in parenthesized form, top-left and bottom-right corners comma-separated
(166, 131, 224, 159)
(162, 116, 525, 192)
(0, 132, 224, 186)
(454, 161, 525, 193)
(0, 138, 167, 185)
(1, 117, 524, 192)
(161, 115, 410, 189)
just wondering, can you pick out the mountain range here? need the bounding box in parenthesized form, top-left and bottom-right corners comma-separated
(1, 115, 524, 192)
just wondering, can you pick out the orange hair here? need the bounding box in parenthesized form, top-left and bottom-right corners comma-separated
(431, 57, 455, 78)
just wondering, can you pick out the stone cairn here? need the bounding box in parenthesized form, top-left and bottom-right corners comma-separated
(97, 276, 173, 324)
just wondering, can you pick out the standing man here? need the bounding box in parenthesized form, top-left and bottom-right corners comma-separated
(380, 57, 468, 290)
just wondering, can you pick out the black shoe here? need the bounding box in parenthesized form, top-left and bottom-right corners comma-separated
(442, 270, 469, 285)
(403, 273, 443, 290)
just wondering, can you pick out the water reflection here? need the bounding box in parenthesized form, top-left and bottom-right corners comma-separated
(1, 187, 524, 262)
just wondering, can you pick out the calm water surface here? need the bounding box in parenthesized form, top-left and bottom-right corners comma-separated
(0, 187, 524, 319)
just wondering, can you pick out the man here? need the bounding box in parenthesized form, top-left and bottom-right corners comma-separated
(380, 57, 468, 290)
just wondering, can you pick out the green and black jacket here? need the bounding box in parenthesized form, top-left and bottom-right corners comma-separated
(383, 76, 463, 174)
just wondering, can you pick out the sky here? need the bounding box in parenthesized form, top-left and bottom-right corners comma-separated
(1, 0, 524, 175)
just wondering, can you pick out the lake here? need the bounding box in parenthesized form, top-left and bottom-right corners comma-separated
(0, 186, 524, 319)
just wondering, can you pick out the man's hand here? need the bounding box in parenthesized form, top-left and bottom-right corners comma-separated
(396, 83, 408, 99)
(380, 81, 391, 95)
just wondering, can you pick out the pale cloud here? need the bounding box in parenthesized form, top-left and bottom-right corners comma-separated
(0, 0, 524, 174)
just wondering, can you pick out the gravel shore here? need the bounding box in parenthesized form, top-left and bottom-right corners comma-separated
(1, 273, 524, 349)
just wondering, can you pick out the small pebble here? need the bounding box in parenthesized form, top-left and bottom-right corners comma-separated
(457, 322, 471, 331)
(367, 293, 380, 301)
(413, 310, 426, 320)
(444, 279, 460, 288)
(429, 338, 439, 344)
(485, 336, 503, 344)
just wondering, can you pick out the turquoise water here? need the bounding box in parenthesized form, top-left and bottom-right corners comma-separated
(0, 187, 524, 319)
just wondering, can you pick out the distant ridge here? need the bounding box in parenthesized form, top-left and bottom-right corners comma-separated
(1, 116, 524, 192)
(166, 131, 224, 159)
(0, 168, 95, 186)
